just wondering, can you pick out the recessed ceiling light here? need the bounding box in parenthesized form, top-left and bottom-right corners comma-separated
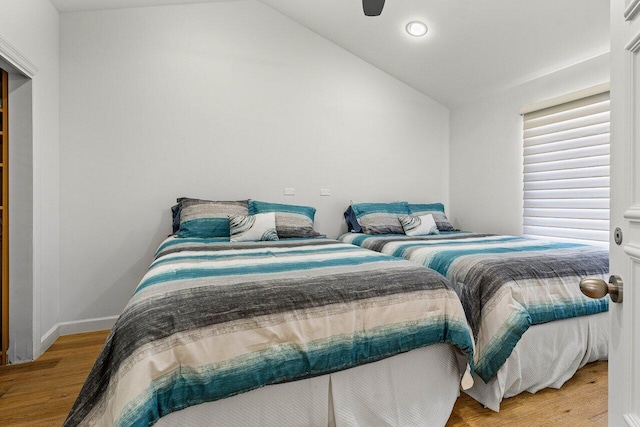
(406, 21, 428, 37)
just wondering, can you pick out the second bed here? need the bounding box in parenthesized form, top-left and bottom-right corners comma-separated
(339, 231, 609, 411)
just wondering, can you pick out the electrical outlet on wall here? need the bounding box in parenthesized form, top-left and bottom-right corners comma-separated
(284, 188, 295, 196)
(320, 188, 331, 196)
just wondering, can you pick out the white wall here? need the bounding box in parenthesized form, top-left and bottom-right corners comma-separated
(59, 1, 450, 325)
(0, 0, 60, 359)
(449, 53, 610, 235)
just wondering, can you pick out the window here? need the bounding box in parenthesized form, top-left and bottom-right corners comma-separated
(521, 85, 610, 246)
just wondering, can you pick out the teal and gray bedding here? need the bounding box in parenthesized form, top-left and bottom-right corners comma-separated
(338, 232, 609, 382)
(65, 237, 474, 427)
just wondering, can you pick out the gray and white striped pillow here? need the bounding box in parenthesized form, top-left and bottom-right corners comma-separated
(176, 198, 249, 238)
(249, 200, 321, 238)
(408, 203, 457, 232)
(351, 202, 409, 235)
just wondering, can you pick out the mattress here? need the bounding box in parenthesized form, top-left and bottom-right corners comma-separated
(338, 232, 609, 383)
(65, 237, 474, 426)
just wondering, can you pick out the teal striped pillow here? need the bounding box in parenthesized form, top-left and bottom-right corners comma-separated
(177, 198, 249, 238)
(408, 203, 457, 231)
(249, 200, 320, 238)
(351, 202, 409, 235)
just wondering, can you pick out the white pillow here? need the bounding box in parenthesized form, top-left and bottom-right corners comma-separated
(399, 214, 440, 236)
(229, 212, 279, 242)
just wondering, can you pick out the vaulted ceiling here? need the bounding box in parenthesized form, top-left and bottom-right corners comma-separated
(50, 0, 610, 108)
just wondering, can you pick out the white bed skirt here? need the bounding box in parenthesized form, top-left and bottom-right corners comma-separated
(156, 343, 464, 427)
(465, 311, 609, 411)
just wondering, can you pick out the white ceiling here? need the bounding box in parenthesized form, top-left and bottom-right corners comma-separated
(50, 0, 610, 108)
(260, 0, 610, 108)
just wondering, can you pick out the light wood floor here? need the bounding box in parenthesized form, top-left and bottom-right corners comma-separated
(0, 330, 608, 426)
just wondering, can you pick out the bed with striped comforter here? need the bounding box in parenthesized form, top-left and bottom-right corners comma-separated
(65, 237, 474, 427)
(338, 232, 609, 382)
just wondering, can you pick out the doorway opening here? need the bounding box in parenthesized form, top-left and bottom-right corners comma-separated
(0, 57, 34, 364)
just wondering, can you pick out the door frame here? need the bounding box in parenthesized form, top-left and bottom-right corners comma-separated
(0, 34, 40, 361)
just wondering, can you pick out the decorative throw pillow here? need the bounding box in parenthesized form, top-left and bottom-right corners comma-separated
(399, 214, 440, 236)
(176, 198, 249, 238)
(249, 200, 321, 238)
(408, 203, 458, 232)
(350, 202, 409, 235)
(229, 212, 279, 242)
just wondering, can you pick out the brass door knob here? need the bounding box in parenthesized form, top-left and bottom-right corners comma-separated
(579, 275, 623, 303)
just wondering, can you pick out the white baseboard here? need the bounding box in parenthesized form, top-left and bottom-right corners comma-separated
(39, 315, 118, 356)
(39, 323, 61, 356)
(58, 315, 118, 336)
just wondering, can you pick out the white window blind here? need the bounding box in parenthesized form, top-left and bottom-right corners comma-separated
(522, 90, 610, 246)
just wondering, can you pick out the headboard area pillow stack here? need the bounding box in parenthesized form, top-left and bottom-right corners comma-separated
(171, 197, 321, 240)
(345, 201, 457, 235)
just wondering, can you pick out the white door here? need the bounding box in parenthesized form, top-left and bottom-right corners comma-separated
(609, 0, 640, 425)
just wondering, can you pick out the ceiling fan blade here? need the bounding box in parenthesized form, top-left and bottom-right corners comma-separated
(363, 0, 385, 16)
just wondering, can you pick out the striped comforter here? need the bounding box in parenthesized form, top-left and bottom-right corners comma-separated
(338, 232, 609, 382)
(65, 237, 474, 427)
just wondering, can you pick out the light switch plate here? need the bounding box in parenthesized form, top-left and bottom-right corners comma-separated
(320, 188, 331, 196)
(284, 188, 296, 196)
